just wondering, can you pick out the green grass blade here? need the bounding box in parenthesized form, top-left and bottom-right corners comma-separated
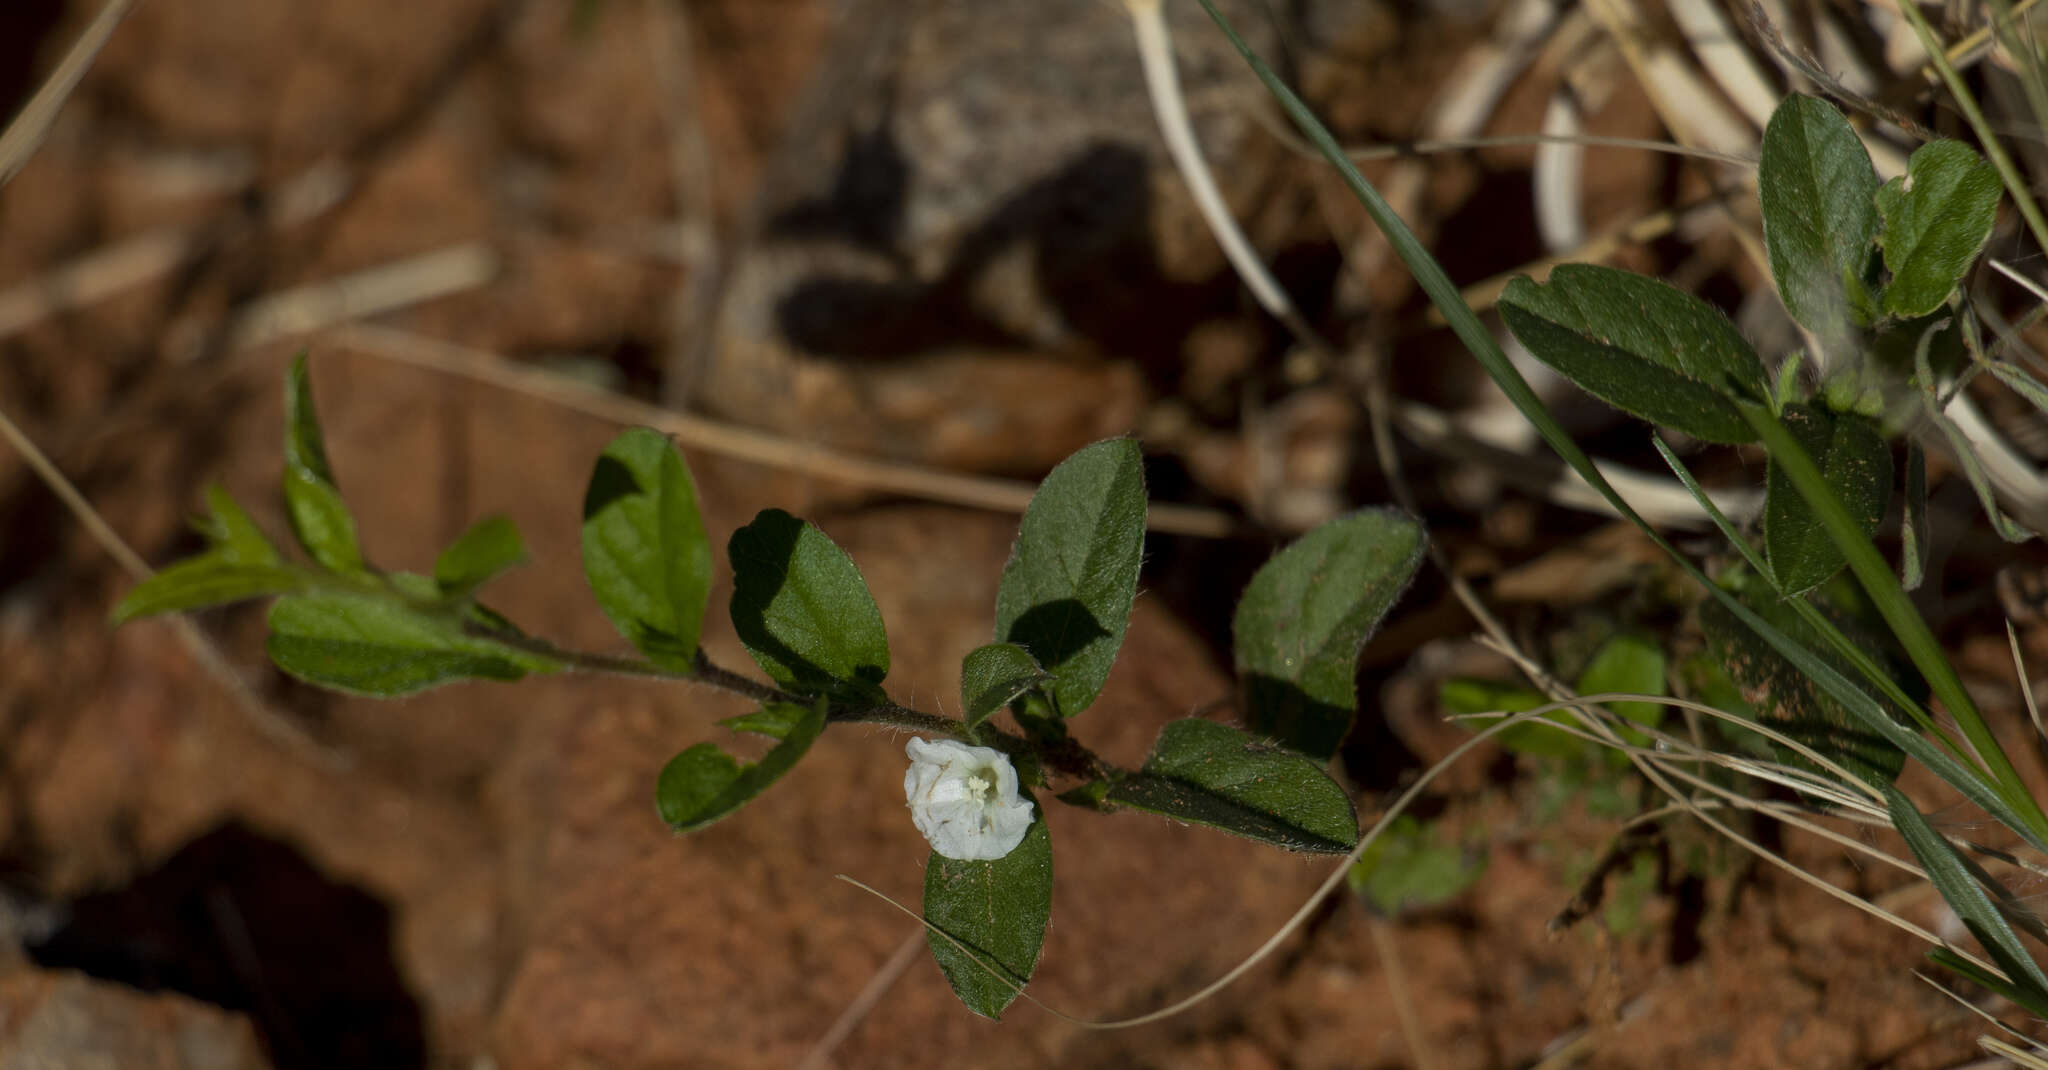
(1739, 399, 2048, 843)
(1656, 437, 1958, 751)
(1652, 436, 1775, 582)
(1888, 783, 2048, 1008)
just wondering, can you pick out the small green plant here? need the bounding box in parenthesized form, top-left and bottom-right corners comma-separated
(112, 6, 2048, 1037)
(1491, 91, 2048, 1009)
(1194, 0, 2048, 1026)
(116, 355, 1426, 1019)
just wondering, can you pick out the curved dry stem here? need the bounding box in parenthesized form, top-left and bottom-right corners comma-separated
(334, 325, 1236, 538)
(0, 0, 133, 187)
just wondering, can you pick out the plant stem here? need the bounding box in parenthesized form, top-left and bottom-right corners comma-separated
(477, 629, 1108, 781)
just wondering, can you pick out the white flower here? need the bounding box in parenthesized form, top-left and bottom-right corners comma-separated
(903, 737, 1035, 861)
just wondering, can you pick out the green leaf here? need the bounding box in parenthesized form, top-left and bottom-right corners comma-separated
(433, 515, 527, 597)
(113, 557, 307, 624)
(1104, 719, 1358, 853)
(282, 353, 367, 574)
(1346, 814, 1486, 916)
(717, 704, 813, 740)
(198, 485, 282, 566)
(923, 803, 1052, 1020)
(656, 699, 826, 831)
(1758, 94, 1882, 338)
(993, 439, 1146, 718)
(1698, 577, 1920, 787)
(1576, 633, 1668, 744)
(728, 509, 889, 701)
(1764, 403, 1892, 596)
(1877, 140, 2002, 319)
(1499, 265, 1768, 443)
(1233, 508, 1424, 759)
(265, 590, 561, 696)
(580, 428, 713, 670)
(959, 643, 1052, 731)
(1886, 783, 2048, 1013)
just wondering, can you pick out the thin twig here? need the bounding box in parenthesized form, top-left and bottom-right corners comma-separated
(794, 928, 926, 1070)
(333, 324, 1239, 538)
(0, 226, 195, 339)
(1367, 917, 1443, 1070)
(226, 243, 499, 351)
(0, 0, 134, 187)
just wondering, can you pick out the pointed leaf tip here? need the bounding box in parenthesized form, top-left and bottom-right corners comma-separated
(1106, 719, 1358, 852)
(727, 509, 889, 702)
(994, 438, 1147, 719)
(281, 353, 367, 574)
(581, 427, 712, 670)
(923, 801, 1052, 1019)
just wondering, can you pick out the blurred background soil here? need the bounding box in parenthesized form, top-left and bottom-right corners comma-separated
(1, 0, 2041, 1067)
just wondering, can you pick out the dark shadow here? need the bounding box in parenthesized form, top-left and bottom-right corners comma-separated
(581, 453, 643, 517)
(727, 508, 886, 695)
(1001, 598, 1110, 679)
(771, 140, 1250, 394)
(0, 1, 66, 128)
(1241, 673, 1352, 763)
(1429, 168, 1547, 287)
(27, 821, 426, 1070)
(1665, 864, 1707, 967)
(768, 113, 910, 258)
(774, 275, 1009, 359)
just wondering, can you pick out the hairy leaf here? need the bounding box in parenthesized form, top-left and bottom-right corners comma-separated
(728, 509, 888, 701)
(1347, 815, 1485, 916)
(1698, 578, 1920, 787)
(1499, 265, 1768, 443)
(1764, 403, 1892, 595)
(581, 428, 712, 670)
(1758, 94, 1881, 337)
(924, 800, 1052, 1019)
(1577, 633, 1668, 750)
(994, 439, 1146, 717)
(656, 700, 826, 831)
(266, 590, 560, 696)
(198, 484, 282, 566)
(434, 515, 527, 597)
(1877, 140, 2002, 319)
(114, 558, 307, 624)
(1440, 677, 1581, 759)
(959, 643, 1052, 730)
(1106, 719, 1358, 853)
(1233, 508, 1424, 758)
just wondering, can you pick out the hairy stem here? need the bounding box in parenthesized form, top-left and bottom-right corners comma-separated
(479, 629, 1111, 783)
